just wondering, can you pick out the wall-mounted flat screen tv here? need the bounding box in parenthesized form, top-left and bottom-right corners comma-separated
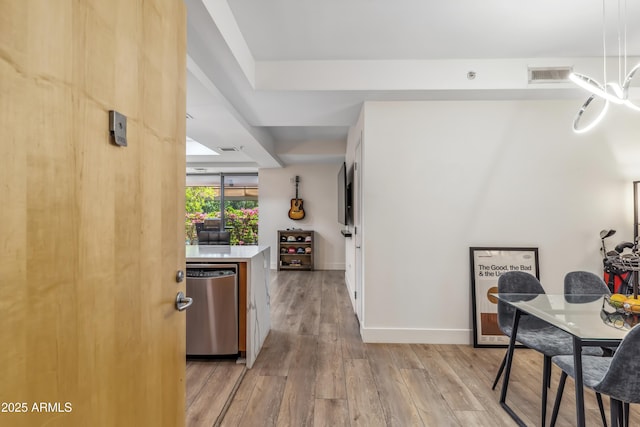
(337, 162, 352, 226)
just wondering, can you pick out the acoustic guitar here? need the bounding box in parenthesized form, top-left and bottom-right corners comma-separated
(288, 176, 305, 220)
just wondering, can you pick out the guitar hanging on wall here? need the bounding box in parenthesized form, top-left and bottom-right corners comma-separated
(288, 176, 305, 220)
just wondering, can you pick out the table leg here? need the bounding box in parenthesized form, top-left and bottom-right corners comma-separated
(573, 336, 585, 427)
(499, 309, 526, 426)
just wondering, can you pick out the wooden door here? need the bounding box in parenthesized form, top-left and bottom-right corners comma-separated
(0, 1, 186, 426)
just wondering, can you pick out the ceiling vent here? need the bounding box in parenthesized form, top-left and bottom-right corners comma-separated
(218, 147, 239, 152)
(528, 67, 572, 83)
(186, 113, 194, 119)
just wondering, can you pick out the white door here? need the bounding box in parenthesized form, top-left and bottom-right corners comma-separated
(355, 137, 364, 323)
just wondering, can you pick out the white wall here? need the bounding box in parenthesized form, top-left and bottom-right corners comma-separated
(259, 164, 346, 270)
(346, 99, 639, 344)
(344, 110, 364, 310)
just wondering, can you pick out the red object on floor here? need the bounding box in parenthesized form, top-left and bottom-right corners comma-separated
(604, 271, 632, 294)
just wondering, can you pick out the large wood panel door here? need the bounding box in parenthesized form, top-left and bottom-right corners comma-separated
(0, 1, 187, 426)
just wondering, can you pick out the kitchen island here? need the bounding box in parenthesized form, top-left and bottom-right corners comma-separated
(186, 245, 271, 368)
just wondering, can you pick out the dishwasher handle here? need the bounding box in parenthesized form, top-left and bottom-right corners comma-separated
(186, 263, 237, 271)
(175, 291, 193, 311)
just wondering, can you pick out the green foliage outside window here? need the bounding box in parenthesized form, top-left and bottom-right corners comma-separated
(225, 208, 258, 245)
(185, 187, 219, 214)
(185, 187, 259, 245)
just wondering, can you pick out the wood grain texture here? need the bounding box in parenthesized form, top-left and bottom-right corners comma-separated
(344, 358, 387, 427)
(191, 270, 640, 427)
(365, 344, 423, 426)
(0, 1, 186, 426)
(315, 333, 347, 400)
(399, 368, 462, 426)
(236, 375, 287, 427)
(186, 361, 245, 427)
(313, 398, 350, 427)
(276, 335, 318, 426)
(186, 361, 218, 408)
(218, 366, 259, 426)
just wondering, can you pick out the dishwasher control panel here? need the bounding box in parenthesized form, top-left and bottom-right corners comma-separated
(186, 269, 234, 278)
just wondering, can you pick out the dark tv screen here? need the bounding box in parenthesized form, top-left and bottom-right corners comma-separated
(337, 162, 351, 225)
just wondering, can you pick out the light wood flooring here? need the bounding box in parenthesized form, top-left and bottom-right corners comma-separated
(187, 269, 639, 426)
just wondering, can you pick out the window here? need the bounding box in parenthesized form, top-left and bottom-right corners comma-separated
(185, 173, 258, 245)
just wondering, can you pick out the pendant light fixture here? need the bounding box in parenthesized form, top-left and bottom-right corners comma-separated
(572, 0, 640, 132)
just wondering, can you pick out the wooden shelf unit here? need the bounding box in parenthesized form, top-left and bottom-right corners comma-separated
(278, 230, 314, 271)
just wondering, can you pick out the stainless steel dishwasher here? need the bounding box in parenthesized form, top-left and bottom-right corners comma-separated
(186, 264, 238, 356)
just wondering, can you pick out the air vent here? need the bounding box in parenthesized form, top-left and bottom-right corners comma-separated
(218, 147, 239, 152)
(528, 67, 572, 83)
(186, 113, 194, 119)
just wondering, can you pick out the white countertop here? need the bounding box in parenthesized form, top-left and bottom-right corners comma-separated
(186, 245, 270, 262)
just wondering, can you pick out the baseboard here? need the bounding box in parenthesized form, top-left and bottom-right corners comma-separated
(344, 273, 355, 310)
(271, 263, 346, 270)
(321, 262, 346, 270)
(360, 327, 472, 344)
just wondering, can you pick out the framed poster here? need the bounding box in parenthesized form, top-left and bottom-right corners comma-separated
(469, 247, 540, 348)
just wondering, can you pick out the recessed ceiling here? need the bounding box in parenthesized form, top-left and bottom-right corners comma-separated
(227, 1, 640, 60)
(185, 0, 640, 171)
(186, 137, 219, 156)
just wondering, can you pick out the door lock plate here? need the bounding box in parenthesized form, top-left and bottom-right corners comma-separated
(109, 110, 127, 147)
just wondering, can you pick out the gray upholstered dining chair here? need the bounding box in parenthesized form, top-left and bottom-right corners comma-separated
(563, 270, 610, 426)
(565, 270, 611, 300)
(492, 271, 603, 427)
(550, 324, 640, 427)
(492, 271, 548, 389)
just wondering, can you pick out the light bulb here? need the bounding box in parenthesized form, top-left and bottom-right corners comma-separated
(570, 73, 625, 104)
(573, 95, 610, 134)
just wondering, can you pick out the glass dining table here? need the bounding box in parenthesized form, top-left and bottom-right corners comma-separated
(492, 293, 630, 427)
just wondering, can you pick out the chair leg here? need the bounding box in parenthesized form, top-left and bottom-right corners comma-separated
(610, 398, 618, 427)
(623, 402, 629, 427)
(610, 398, 623, 427)
(595, 393, 607, 427)
(541, 355, 552, 427)
(550, 371, 567, 427)
(491, 350, 508, 391)
(618, 400, 624, 427)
